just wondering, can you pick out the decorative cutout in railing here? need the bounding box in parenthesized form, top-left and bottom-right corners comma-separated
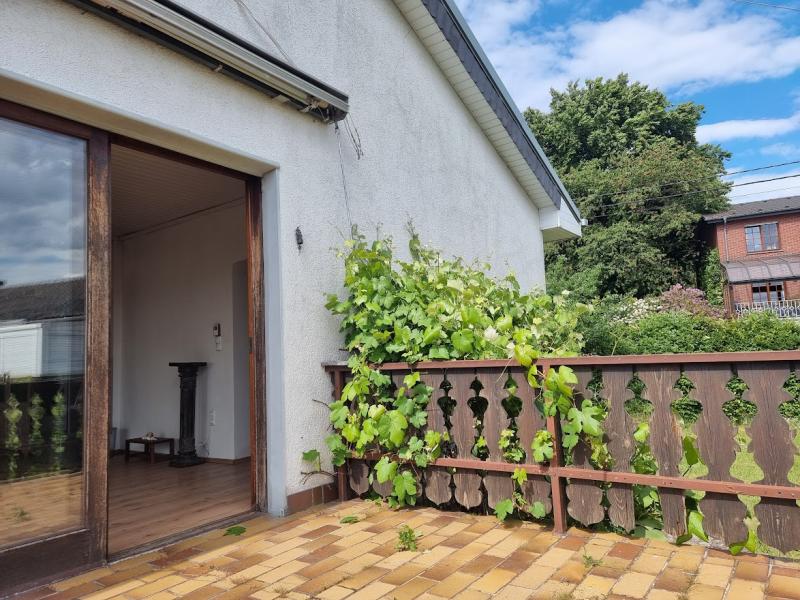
(325, 351, 800, 554)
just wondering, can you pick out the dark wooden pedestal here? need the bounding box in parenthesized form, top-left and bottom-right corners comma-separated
(168, 362, 207, 468)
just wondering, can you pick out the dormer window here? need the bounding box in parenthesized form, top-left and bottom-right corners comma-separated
(744, 222, 779, 252)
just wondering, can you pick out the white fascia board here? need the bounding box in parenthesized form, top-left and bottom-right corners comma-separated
(540, 203, 583, 242)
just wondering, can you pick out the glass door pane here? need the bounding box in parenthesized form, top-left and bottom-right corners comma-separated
(0, 116, 86, 548)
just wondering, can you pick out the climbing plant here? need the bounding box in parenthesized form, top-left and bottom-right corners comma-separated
(323, 227, 592, 509)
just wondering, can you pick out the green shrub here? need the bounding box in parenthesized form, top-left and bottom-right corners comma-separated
(581, 305, 800, 355)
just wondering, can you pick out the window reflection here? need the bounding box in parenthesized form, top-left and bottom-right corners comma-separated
(0, 117, 86, 547)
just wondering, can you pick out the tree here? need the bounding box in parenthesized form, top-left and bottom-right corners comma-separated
(527, 75, 730, 299)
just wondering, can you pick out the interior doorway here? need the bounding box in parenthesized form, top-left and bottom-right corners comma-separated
(107, 142, 256, 554)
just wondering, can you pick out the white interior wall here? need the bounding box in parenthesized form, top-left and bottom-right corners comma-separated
(113, 202, 249, 460)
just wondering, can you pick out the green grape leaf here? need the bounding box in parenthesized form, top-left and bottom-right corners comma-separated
(496, 314, 513, 332)
(301, 449, 320, 463)
(682, 436, 700, 467)
(375, 456, 398, 484)
(451, 329, 475, 355)
(530, 501, 546, 519)
(494, 498, 514, 522)
(224, 526, 246, 536)
(340, 515, 360, 524)
(511, 468, 528, 486)
(687, 510, 708, 542)
(409, 410, 428, 428)
(428, 346, 450, 359)
(633, 422, 650, 443)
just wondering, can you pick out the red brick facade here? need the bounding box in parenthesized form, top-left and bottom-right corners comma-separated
(713, 213, 800, 261)
(710, 212, 800, 314)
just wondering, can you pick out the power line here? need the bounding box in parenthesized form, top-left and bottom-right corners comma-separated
(585, 172, 800, 220)
(572, 158, 800, 204)
(730, 0, 800, 12)
(590, 172, 800, 216)
(729, 184, 800, 201)
(586, 182, 800, 221)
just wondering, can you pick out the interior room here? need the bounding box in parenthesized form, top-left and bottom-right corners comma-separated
(108, 144, 253, 554)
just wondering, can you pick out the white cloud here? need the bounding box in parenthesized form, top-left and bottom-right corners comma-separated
(454, 0, 800, 111)
(696, 113, 800, 143)
(760, 142, 800, 157)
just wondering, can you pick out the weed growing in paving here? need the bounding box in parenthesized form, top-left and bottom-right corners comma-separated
(396, 525, 419, 551)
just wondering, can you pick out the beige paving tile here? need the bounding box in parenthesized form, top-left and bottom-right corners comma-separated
(572, 574, 615, 599)
(316, 585, 354, 600)
(687, 583, 725, 600)
(632, 552, 669, 575)
(512, 564, 556, 589)
(346, 581, 395, 599)
(646, 590, 683, 600)
(489, 584, 531, 599)
(391, 576, 437, 600)
(427, 571, 478, 597)
(611, 571, 656, 599)
(535, 547, 576, 568)
(767, 574, 800, 600)
(727, 578, 765, 600)
(695, 562, 733, 587)
(30, 499, 800, 600)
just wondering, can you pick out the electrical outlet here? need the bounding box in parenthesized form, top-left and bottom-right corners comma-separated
(209, 410, 216, 426)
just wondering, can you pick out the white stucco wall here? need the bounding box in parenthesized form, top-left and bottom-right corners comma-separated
(0, 0, 548, 513)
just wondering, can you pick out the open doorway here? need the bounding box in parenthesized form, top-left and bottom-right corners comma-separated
(107, 142, 255, 554)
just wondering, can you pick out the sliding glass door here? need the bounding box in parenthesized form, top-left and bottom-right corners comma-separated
(0, 115, 87, 547)
(0, 101, 109, 594)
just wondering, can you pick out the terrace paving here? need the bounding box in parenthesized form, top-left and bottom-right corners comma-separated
(21, 499, 800, 599)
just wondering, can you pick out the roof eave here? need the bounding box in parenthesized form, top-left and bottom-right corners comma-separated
(415, 0, 579, 219)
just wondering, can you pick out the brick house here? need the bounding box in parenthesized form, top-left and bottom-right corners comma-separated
(704, 196, 800, 317)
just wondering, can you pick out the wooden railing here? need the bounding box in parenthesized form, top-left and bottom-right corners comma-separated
(325, 351, 800, 553)
(0, 375, 83, 480)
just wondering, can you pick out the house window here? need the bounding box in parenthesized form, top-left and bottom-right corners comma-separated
(751, 281, 784, 303)
(744, 223, 779, 252)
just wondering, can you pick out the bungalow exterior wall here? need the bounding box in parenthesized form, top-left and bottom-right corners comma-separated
(0, 0, 557, 514)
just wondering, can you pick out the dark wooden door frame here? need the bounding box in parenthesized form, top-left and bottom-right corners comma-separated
(0, 99, 111, 593)
(108, 134, 268, 512)
(0, 100, 269, 593)
(246, 178, 267, 511)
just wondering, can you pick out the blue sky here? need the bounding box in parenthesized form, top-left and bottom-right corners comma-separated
(454, 0, 800, 202)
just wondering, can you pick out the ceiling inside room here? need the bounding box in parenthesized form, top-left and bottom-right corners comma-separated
(110, 144, 245, 237)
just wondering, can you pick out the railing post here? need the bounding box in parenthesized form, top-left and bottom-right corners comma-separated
(331, 369, 350, 502)
(542, 360, 569, 534)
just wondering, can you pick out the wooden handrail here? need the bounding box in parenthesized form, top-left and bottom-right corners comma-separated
(323, 349, 800, 372)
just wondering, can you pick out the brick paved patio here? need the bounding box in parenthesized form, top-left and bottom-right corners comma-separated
(23, 499, 800, 600)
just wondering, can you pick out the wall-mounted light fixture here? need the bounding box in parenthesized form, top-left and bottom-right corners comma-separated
(295, 226, 304, 251)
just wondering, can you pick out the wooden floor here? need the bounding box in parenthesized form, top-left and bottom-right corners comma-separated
(0, 471, 82, 548)
(108, 455, 251, 554)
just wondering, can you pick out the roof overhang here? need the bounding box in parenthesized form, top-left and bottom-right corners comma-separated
(395, 0, 581, 240)
(66, 0, 349, 122)
(722, 256, 800, 284)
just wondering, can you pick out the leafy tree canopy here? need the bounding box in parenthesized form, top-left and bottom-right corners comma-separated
(526, 75, 731, 299)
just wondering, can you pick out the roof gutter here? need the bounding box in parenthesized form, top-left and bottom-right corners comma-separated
(67, 0, 349, 122)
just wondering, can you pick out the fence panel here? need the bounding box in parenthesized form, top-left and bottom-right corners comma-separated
(326, 350, 800, 554)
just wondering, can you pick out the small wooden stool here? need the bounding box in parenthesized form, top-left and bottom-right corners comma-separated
(125, 436, 175, 464)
